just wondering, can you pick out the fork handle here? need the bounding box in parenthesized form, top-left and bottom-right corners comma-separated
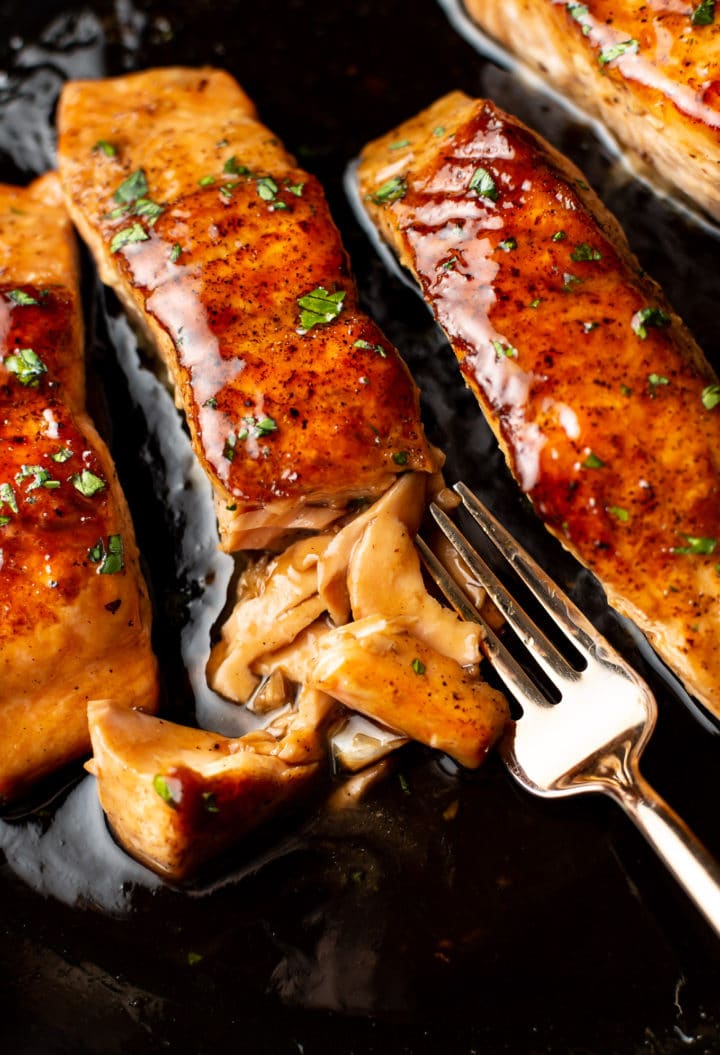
(612, 771, 720, 939)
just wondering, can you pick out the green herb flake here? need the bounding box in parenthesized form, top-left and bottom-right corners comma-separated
(256, 176, 279, 201)
(632, 306, 671, 339)
(607, 505, 629, 522)
(701, 384, 720, 409)
(369, 176, 407, 205)
(583, 321, 600, 332)
(51, 447, 73, 463)
(6, 289, 39, 306)
(153, 773, 179, 806)
(203, 396, 218, 409)
(398, 774, 411, 795)
(530, 298, 542, 309)
(648, 373, 670, 395)
(571, 242, 602, 262)
(15, 465, 58, 491)
(92, 139, 117, 158)
(498, 237, 517, 252)
(298, 287, 346, 330)
(223, 433, 237, 462)
(198, 175, 216, 187)
(469, 166, 498, 201)
(285, 181, 305, 197)
(256, 416, 278, 436)
(567, 2, 590, 32)
(110, 223, 150, 254)
(0, 483, 18, 514)
(582, 451, 606, 469)
(389, 138, 411, 150)
(620, 383, 633, 396)
(202, 791, 220, 814)
(551, 230, 567, 242)
(4, 347, 47, 386)
(170, 243, 183, 263)
(433, 125, 446, 137)
(270, 200, 290, 211)
(71, 469, 106, 497)
(223, 156, 251, 176)
(411, 658, 426, 675)
(692, 0, 715, 24)
(133, 197, 164, 225)
(88, 534, 124, 574)
(187, 951, 203, 966)
(599, 39, 639, 65)
(0, 516, 10, 528)
(393, 450, 409, 466)
(353, 338, 387, 358)
(492, 339, 518, 359)
(672, 534, 717, 556)
(114, 169, 148, 205)
(562, 272, 583, 291)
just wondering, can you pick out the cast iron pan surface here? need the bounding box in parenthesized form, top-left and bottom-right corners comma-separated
(0, 1, 719, 1052)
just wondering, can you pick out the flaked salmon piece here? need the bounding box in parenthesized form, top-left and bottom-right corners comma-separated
(357, 92, 720, 720)
(0, 174, 158, 802)
(56, 67, 439, 552)
(462, 0, 720, 219)
(86, 695, 327, 880)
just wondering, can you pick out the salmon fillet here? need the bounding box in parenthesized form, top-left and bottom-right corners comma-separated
(357, 91, 720, 720)
(0, 173, 159, 802)
(462, 0, 720, 219)
(56, 67, 438, 552)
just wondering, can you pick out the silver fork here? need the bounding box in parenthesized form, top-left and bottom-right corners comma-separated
(418, 481, 720, 938)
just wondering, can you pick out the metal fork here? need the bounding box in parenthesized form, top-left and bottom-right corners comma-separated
(418, 481, 720, 938)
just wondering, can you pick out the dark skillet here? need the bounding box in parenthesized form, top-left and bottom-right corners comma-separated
(0, 2, 719, 1052)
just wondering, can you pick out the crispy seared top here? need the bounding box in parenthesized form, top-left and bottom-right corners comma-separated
(57, 68, 437, 516)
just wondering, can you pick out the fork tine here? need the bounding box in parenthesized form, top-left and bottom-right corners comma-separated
(416, 535, 551, 713)
(429, 502, 581, 688)
(455, 482, 603, 663)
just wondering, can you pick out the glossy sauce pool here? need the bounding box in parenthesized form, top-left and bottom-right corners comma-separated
(1, 2, 720, 1052)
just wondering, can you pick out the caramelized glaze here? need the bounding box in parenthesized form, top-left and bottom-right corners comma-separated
(57, 68, 438, 550)
(357, 91, 720, 718)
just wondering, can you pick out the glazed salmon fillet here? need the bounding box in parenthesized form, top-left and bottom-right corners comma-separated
(0, 173, 158, 802)
(462, 0, 720, 219)
(357, 91, 720, 719)
(56, 67, 438, 552)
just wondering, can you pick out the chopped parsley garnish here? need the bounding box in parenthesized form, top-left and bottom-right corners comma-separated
(368, 176, 407, 205)
(567, 2, 590, 32)
(607, 505, 629, 522)
(71, 470, 106, 497)
(393, 451, 409, 466)
(223, 433, 236, 462)
(114, 169, 148, 205)
(389, 139, 411, 150)
(170, 243, 183, 263)
(672, 534, 716, 555)
(562, 272, 583, 291)
(285, 180, 305, 197)
(298, 287, 346, 330)
(442, 257, 457, 270)
(583, 321, 600, 332)
(15, 465, 59, 491)
(469, 166, 498, 201)
(92, 140, 117, 157)
(599, 39, 639, 66)
(492, 339, 518, 358)
(571, 242, 602, 261)
(6, 289, 39, 306)
(582, 451, 606, 469)
(632, 306, 671, 339)
(411, 658, 426, 675)
(110, 223, 150, 254)
(692, 0, 715, 24)
(0, 483, 18, 514)
(203, 396, 218, 409)
(648, 373, 670, 395)
(202, 791, 220, 813)
(223, 156, 251, 176)
(51, 447, 73, 463)
(133, 197, 164, 225)
(0, 517, 9, 528)
(198, 175, 215, 187)
(256, 176, 279, 201)
(701, 384, 720, 409)
(551, 230, 567, 242)
(88, 534, 124, 574)
(4, 347, 47, 386)
(153, 773, 180, 806)
(530, 298, 542, 309)
(353, 338, 387, 357)
(498, 237, 517, 251)
(620, 383, 633, 396)
(433, 126, 446, 137)
(236, 416, 278, 442)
